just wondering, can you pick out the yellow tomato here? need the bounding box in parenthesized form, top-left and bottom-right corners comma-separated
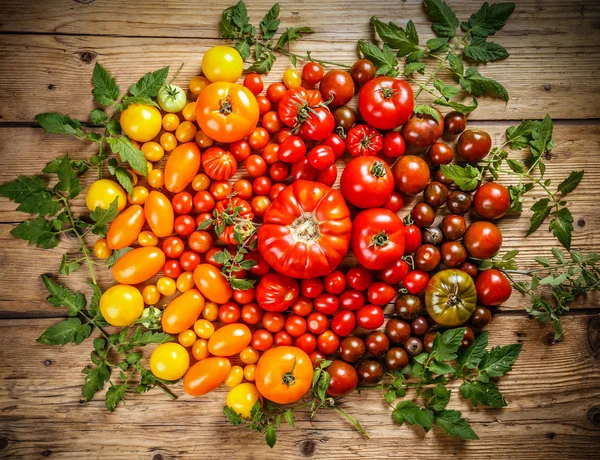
(192, 338, 209, 360)
(244, 364, 256, 382)
(148, 169, 164, 188)
(160, 132, 178, 151)
(142, 142, 164, 162)
(193, 319, 215, 339)
(182, 102, 197, 121)
(86, 179, 126, 212)
(157, 276, 177, 296)
(161, 289, 205, 334)
(128, 186, 148, 205)
(142, 285, 160, 305)
(176, 272, 195, 292)
(189, 76, 210, 95)
(239, 346, 259, 364)
(150, 343, 190, 380)
(226, 383, 262, 418)
(195, 130, 214, 149)
(178, 329, 197, 347)
(202, 46, 243, 83)
(175, 121, 197, 143)
(225, 365, 244, 388)
(162, 113, 180, 132)
(99, 284, 144, 326)
(202, 301, 219, 321)
(208, 323, 251, 357)
(93, 238, 112, 259)
(283, 68, 302, 89)
(138, 230, 158, 247)
(120, 104, 162, 142)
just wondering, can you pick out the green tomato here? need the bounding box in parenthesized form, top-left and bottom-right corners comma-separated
(157, 84, 187, 113)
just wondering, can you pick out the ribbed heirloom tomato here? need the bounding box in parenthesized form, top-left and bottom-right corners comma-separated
(358, 77, 414, 130)
(202, 147, 237, 181)
(258, 180, 352, 278)
(256, 273, 299, 312)
(164, 142, 201, 193)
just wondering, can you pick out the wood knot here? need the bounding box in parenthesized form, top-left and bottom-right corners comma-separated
(0, 438, 7, 450)
(587, 405, 600, 426)
(298, 439, 316, 457)
(48, 84, 55, 90)
(545, 432, 556, 440)
(542, 331, 560, 345)
(42, 450, 52, 457)
(577, 218, 586, 228)
(152, 455, 163, 460)
(587, 316, 600, 358)
(44, 360, 54, 366)
(78, 51, 97, 64)
(545, 84, 551, 91)
(544, 153, 552, 160)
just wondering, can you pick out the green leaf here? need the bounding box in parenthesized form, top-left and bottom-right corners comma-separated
(557, 170, 584, 195)
(433, 97, 479, 114)
(246, 52, 276, 74)
(41, 274, 86, 316)
(439, 164, 482, 191)
(223, 405, 245, 424)
(234, 38, 252, 60)
(107, 119, 122, 136)
(91, 63, 120, 106)
(105, 385, 127, 412)
(90, 109, 108, 125)
(371, 17, 420, 56)
(435, 410, 479, 440)
(59, 254, 81, 276)
(114, 167, 135, 196)
(431, 327, 465, 362)
(551, 247, 567, 263)
(460, 380, 506, 407)
(357, 40, 399, 76)
(221, 6, 239, 39)
(430, 384, 451, 411)
(0, 175, 60, 217)
(423, 0, 459, 37)
(55, 155, 82, 199)
(459, 67, 509, 101)
(433, 79, 458, 100)
(35, 113, 85, 138)
(106, 136, 148, 176)
(506, 159, 524, 173)
(275, 26, 314, 50)
(529, 114, 554, 158)
(37, 317, 91, 345)
(447, 53, 464, 75)
(549, 208, 574, 250)
(527, 198, 551, 235)
(461, 2, 516, 39)
(120, 95, 160, 110)
(105, 247, 133, 268)
(429, 361, 455, 375)
(88, 282, 104, 322)
(82, 362, 111, 401)
(260, 3, 280, 39)
(426, 37, 449, 52)
(89, 199, 119, 237)
(284, 409, 295, 428)
(385, 389, 397, 403)
(507, 182, 533, 212)
(392, 401, 434, 432)
(129, 67, 169, 98)
(230, 278, 256, 290)
(127, 328, 175, 347)
(457, 332, 489, 370)
(464, 39, 509, 62)
(231, 0, 250, 31)
(11, 218, 59, 249)
(506, 120, 536, 149)
(478, 344, 522, 382)
(404, 62, 426, 75)
(413, 104, 441, 122)
(265, 424, 277, 448)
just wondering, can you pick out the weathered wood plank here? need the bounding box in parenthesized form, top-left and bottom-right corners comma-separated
(0, 315, 598, 459)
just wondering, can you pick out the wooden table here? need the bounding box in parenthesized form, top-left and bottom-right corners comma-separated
(1, 0, 599, 458)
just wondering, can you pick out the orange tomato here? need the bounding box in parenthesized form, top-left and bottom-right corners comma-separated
(183, 357, 231, 396)
(193, 263, 233, 304)
(161, 289, 205, 334)
(106, 205, 146, 249)
(196, 82, 259, 143)
(144, 191, 174, 237)
(111, 247, 165, 285)
(255, 346, 313, 404)
(201, 147, 237, 181)
(207, 323, 252, 357)
(164, 142, 201, 193)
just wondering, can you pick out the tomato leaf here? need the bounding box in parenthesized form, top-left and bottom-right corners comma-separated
(127, 327, 175, 348)
(260, 3, 280, 39)
(404, 61, 426, 75)
(89, 199, 119, 237)
(91, 63, 120, 106)
(413, 105, 441, 122)
(433, 97, 479, 114)
(90, 108, 108, 125)
(229, 278, 257, 290)
(357, 40, 400, 76)
(234, 37, 252, 60)
(36, 112, 85, 138)
(223, 405, 245, 425)
(549, 208, 574, 249)
(114, 167, 135, 196)
(459, 66, 509, 101)
(557, 170, 584, 195)
(430, 384, 451, 411)
(38, 317, 91, 346)
(264, 424, 277, 448)
(59, 254, 81, 276)
(433, 79, 458, 100)
(105, 247, 133, 268)
(426, 37, 449, 52)
(41, 274, 87, 316)
(529, 114, 554, 158)
(246, 51, 276, 74)
(464, 39, 509, 62)
(54, 155, 82, 199)
(105, 384, 127, 412)
(478, 344, 522, 382)
(0, 175, 60, 217)
(392, 401, 434, 432)
(456, 332, 488, 371)
(461, 2, 516, 39)
(434, 410, 479, 440)
(371, 17, 420, 57)
(11, 218, 59, 249)
(275, 26, 314, 50)
(527, 198, 551, 235)
(128, 67, 169, 98)
(106, 136, 148, 176)
(439, 164, 482, 191)
(423, 0, 459, 38)
(431, 327, 465, 362)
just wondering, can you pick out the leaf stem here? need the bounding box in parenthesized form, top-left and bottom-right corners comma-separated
(333, 406, 370, 438)
(60, 197, 97, 285)
(414, 36, 463, 99)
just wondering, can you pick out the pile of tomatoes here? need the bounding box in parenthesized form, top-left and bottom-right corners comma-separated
(87, 44, 514, 416)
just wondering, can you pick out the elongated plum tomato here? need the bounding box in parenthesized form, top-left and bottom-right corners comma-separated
(106, 205, 145, 249)
(86, 179, 126, 212)
(120, 104, 162, 142)
(208, 323, 252, 356)
(161, 289, 205, 334)
(196, 82, 259, 143)
(164, 142, 201, 193)
(256, 273, 299, 312)
(258, 180, 352, 278)
(255, 346, 313, 404)
(358, 77, 414, 130)
(112, 247, 165, 285)
(145, 191, 174, 237)
(425, 269, 477, 326)
(340, 156, 394, 208)
(99, 284, 144, 326)
(183, 357, 231, 396)
(227, 383, 262, 418)
(193, 263, 233, 304)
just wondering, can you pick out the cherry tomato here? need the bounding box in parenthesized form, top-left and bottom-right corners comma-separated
(367, 282, 396, 305)
(174, 214, 195, 237)
(331, 310, 356, 337)
(302, 62, 324, 85)
(120, 104, 162, 142)
(350, 59, 376, 87)
(162, 289, 205, 334)
(274, 331, 293, 346)
(429, 141, 454, 166)
(401, 109, 444, 148)
(346, 266, 373, 291)
(323, 270, 346, 295)
(414, 244, 441, 271)
(107, 205, 145, 250)
(248, 127, 270, 150)
(163, 259, 182, 278)
(209, 181, 232, 201)
(333, 106, 357, 131)
(464, 221, 503, 259)
(447, 191, 473, 215)
(188, 230, 213, 254)
(269, 161, 289, 181)
(252, 329, 274, 351)
(245, 154, 267, 177)
(307, 312, 328, 335)
(295, 333, 317, 354)
(283, 68, 302, 89)
(382, 131, 407, 158)
(247, 251, 272, 276)
(266, 82, 287, 103)
(292, 296, 313, 316)
(317, 330, 340, 354)
(232, 179, 253, 200)
(180, 250, 201, 272)
(256, 95, 272, 116)
(403, 224, 422, 254)
(278, 136, 306, 164)
(458, 129, 492, 162)
(392, 155, 431, 196)
(316, 164, 337, 187)
(402, 270, 429, 295)
(256, 273, 299, 312)
(475, 269, 512, 306)
(473, 182, 511, 219)
(339, 289, 365, 311)
(99, 284, 144, 326)
(300, 278, 323, 299)
(243, 73, 264, 95)
(93, 238, 112, 260)
(183, 357, 231, 396)
(164, 143, 201, 193)
(240, 303, 263, 325)
(411, 203, 436, 228)
(346, 124, 383, 157)
(234, 287, 256, 304)
(313, 293, 339, 315)
(145, 191, 174, 237)
(150, 343, 189, 381)
(440, 241, 467, 268)
(162, 236, 184, 258)
(253, 176, 272, 196)
(320, 70, 355, 108)
(285, 315, 307, 337)
(356, 304, 384, 329)
(263, 312, 285, 333)
(138, 230, 158, 247)
(383, 191, 405, 213)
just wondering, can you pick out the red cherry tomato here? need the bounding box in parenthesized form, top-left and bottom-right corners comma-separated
(317, 330, 340, 354)
(379, 259, 410, 285)
(162, 259, 182, 278)
(295, 333, 317, 354)
(383, 191, 405, 213)
(339, 289, 365, 311)
(284, 315, 308, 338)
(346, 124, 383, 157)
(302, 62, 324, 85)
(356, 305, 385, 330)
(382, 131, 407, 158)
(300, 277, 324, 299)
(313, 293, 339, 315)
(243, 73, 264, 95)
(323, 270, 346, 295)
(308, 145, 336, 170)
(402, 270, 430, 295)
(321, 133, 346, 158)
(331, 310, 357, 337)
(367, 282, 396, 305)
(346, 266, 373, 291)
(179, 250, 200, 272)
(316, 164, 337, 187)
(403, 224, 423, 254)
(307, 312, 329, 335)
(278, 135, 307, 164)
(273, 330, 293, 347)
(475, 269, 512, 306)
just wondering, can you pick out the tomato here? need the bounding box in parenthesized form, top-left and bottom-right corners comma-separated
(138, 230, 158, 247)
(444, 111, 467, 136)
(424, 182, 449, 208)
(269, 161, 289, 181)
(358, 77, 414, 130)
(251, 196, 271, 217)
(235, 287, 256, 304)
(193, 263, 233, 304)
(177, 271, 196, 292)
(247, 251, 272, 276)
(356, 304, 384, 329)
(414, 244, 441, 271)
(440, 241, 467, 268)
(392, 155, 431, 196)
(278, 136, 306, 164)
(291, 157, 317, 181)
(266, 82, 287, 103)
(313, 293, 339, 315)
(319, 70, 355, 108)
(447, 191, 473, 215)
(402, 270, 429, 295)
(162, 236, 184, 259)
(163, 142, 201, 193)
(351, 208, 405, 270)
(326, 360, 358, 396)
(243, 73, 264, 95)
(411, 203, 436, 228)
(258, 180, 352, 278)
(253, 176, 271, 196)
(346, 266, 373, 291)
(219, 303, 240, 324)
(367, 282, 396, 305)
(112, 247, 165, 285)
(256, 95, 272, 116)
(458, 130, 492, 162)
(300, 277, 323, 299)
(99, 284, 144, 326)
(233, 179, 253, 200)
(307, 312, 328, 334)
(403, 224, 422, 254)
(208, 323, 252, 357)
(150, 343, 189, 381)
(86, 179, 126, 212)
(252, 329, 273, 350)
(383, 191, 404, 213)
(188, 230, 213, 254)
(321, 133, 346, 158)
(285, 315, 307, 337)
(425, 269, 477, 326)
(339, 289, 364, 311)
(248, 127, 270, 150)
(106, 205, 145, 249)
(157, 83, 187, 113)
(227, 383, 262, 418)
(255, 346, 313, 404)
(240, 303, 262, 325)
(323, 270, 346, 295)
(174, 215, 195, 237)
(308, 145, 335, 170)
(346, 124, 383, 157)
(292, 296, 313, 316)
(145, 191, 174, 237)
(201, 147, 237, 181)
(183, 357, 231, 396)
(163, 259, 182, 278)
(340, 156, 393, 209)
(401, 109, 444, 148)
(295, 333, 317, 354)
(428, 141, 454, 166)
(339, 336, 366, 363)
(464, 221, 503, 259)
(316, 164, 337, 187)
(162, 113, 180, 131)
(160, 289, 204, 334)
(263, 312, 285, 333)
(394, 294, 421, 320)
(209, 181, 232, 201)
(93, 238, 112, 260)
(298, 106, 335, 142)
(317, 330, 340, 354)
(309, 351, 326, 365)
(179, 329, 197, 348)
(171, 192, 193, 215)
(245, 154, 267, 177)
(475, 269, 512, 306)
(302, 62, 324, 85)
(120, 104, 162, 142)
(256, 273, 299, 312)
(201, 45, 243, 82)
(473, 182, 510, 219)
(279, 88, 323, 127)
(331, 310, 356, 337)
(196, 82, 259, 143)
(262, 111, 283, 134)
(333, 106, 357, 131)
(350, 59, 376, 87)
(382, 131, 407, 158)
(283, 68, 302, 89)
(193, 319, 215, 340)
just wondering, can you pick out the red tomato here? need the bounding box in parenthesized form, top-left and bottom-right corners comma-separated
(112, 247, 165, 284)
(162, 236, 185, 258)
(172, 192, 193, 214)
(245, 154, 267, 177)
(279, 135, 307, 164)
(298, 106, 335, 142)
(307, 145, 335, 170)
(383, 191, 405, 213)
(285, 315, 307, 337)
(346, 125, 383, 157)
(464, 221, 503, 259)
(193, 190, 215, 213)
(402, 270, 429, 295)
(331, 310, 356, 337)
(291, 296, 313, 316)
(358, 77, 414, 130)
(379, 259, 410, 285)
(240, 303, 263, 325)
(346, 266, 373, 291)
(320, 133, 346, 158)
(340, 156, 394, 208)
(307, 312, 329, 335)
(164, 142, 201, 193)
(339, 289, 365, 311)
(210, 181, 232, 201)
(382, 131, 407, 158)
(262, 312, 285, 333)
(163, 259, 182, 278)
(234, 287, 256, 305)
(392, 155, 431, 196)
(313, 293, 339, 315)
(317, 330, 340, 354)
(246, 251, 272, 276)
(295, 333, 317, 354)
(356, 305, 385, 329)
(473, 182, 511, 220)
(253, 176, 272, 196)
(107, 204, 145, 249)
(300, 277, 324, 299)
(302, 62, 324, 85)
(316, 164, 337, 187)
(404, 224, 423, 254)
(310, 350, 326, 365)
(266, 82, 287, 103)
(258, 180, 352, 278)
(278, 88, 324, 129)
(174, 215, 195, 237)
(188, 230, 213, 254)
(273, 330, 293, 346)
(219, 302, 241, 324)
(256, 273, 299, 312)
(256, 95, 271, 116)
(262, 143, 280, 164)
(475, 269, 512, 306)
(230, 140, 251, 162)
(319, 70, 355, 108)
(180, 250, 200, 272)
(326, 360, 358, 396)
(145, 191, 174, 237)
(291, 157, 317, 181)
(367, 282, 396, 305)
(243, 73, 263, 95)
(248, 127, 270, 150)
(262, 111, 283, 134)
(269, 161, 289, 181)
(252, 329, 274, 351)
(202, 147, 237, 181)
(323, 270, 346, 295)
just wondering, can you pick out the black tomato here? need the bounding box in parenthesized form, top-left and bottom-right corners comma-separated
(394, 294, 422, 320)
(435, 169, 454, 186)
(411, 316, 430, 336)
(441, 214, 467, 241)
(459, 261, 479, 278)
(443, 111, 467, 136)
(411, 202, 436, 228)
(423, 227, 444, 245)
(404, 337, 424, 356)
(365, 331, 390, 357)
(414, 244, 441, 272)
(339, 336, 366, 363)
(458, 129, 492, 162)
(446, 191, 472, 215)
(401, 109, 444, 147)
(333, 106, 357, 131)
(350, 59, 376, 87)
(385, 319, 411, 344)
(423, 331, 436, 353)
(462, 325, 475, 348)
(424, 181, 449, 208)
(428, 141, 454, 166)
(470, 306, 492, 328)
(385, 347, 409, 370)
(357, 360, 384, 385)
(440, 241, 467, 268)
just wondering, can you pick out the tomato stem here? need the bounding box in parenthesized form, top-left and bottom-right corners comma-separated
(370, 161, 387, 178)
(219, 95, 233, 115)
(369, 231, 390, 248)
(282, 358, 298, 387)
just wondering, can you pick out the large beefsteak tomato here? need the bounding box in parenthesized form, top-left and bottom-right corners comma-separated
(425, 269, 477, 326)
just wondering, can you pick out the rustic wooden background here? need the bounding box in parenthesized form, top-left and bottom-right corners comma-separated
(1, 0, 600, 458)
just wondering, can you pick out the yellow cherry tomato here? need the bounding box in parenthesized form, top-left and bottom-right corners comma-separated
(142, 142, 164, 162)
(162, 113, 180, 132)
(202, 301, 219, 321)
(226, 383, 262, 418)
(192, 338, 209, 360)
(193, 319, 215, 339)
(225, 365, 244, 388)
(239, 346, 260, 364)
(192, 173, 211, 192)
(127, 169, 139, 186)
(138, 230, 158, 247)
(93, 238, 112, 259)
(195, 130, 214, 149)
(244, 364, 256, 382)
(160, 132, 178, 152)
(128, 185, 148, 205)
(120, 104, 162, 142)
(283, 68, 302, 89)
(189, 76, 210, 95)
(150, 343, 190, 380)
(178, 329, 197, 348)
(157, 277, 177, 296)
(177, 271, 195, 292)
(148, 169, 164, 189)
(142, 285, 160, 305)
(182, 102, 197, 121)
(100, 284, 144, 326)
(175, 121, 197, 143)
(86, 179, 126, 212)
(202, 46, 243, 83)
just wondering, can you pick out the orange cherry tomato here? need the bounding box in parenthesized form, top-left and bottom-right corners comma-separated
(207, 323, 252, 357)
(183, 357, 231, 396)
(202, 147, 238, 181)
(145, 191, 174, 237)
(111, 247, 165, 285)
(106, 205, 146, 249)
(164, 142, 201, 193)
(161, 289, 205, 334)
(193, 264, 233, 304)
(138, 230, 158, 247)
